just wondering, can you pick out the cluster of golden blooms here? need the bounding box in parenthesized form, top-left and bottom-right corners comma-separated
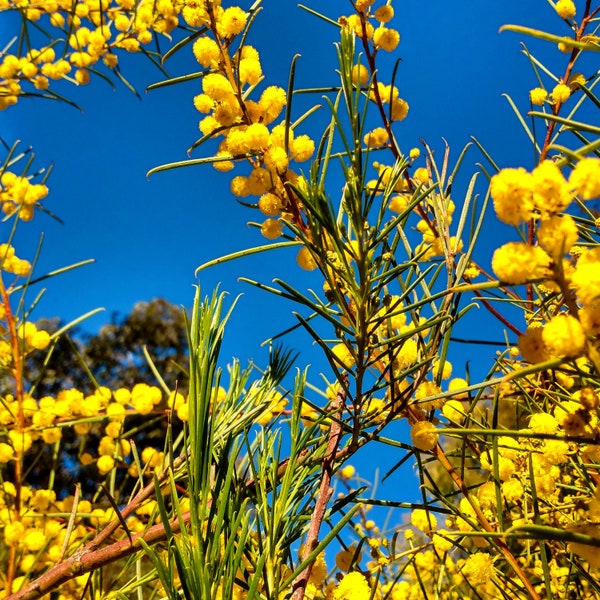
(182, 1, 318, 255)
(0, 478, 172, 598)
(0, 0, 182, 107)
(0, 171, 49, 220)
(489, 157, 600, 363)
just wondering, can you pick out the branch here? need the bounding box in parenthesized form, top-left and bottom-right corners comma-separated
(291, 383, 345, 600)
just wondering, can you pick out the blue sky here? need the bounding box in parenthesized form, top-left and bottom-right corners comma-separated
(2, 2, 563, 349)
(1, 1, 570, 500)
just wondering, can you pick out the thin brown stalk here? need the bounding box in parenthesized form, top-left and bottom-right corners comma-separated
(290, 386, 345, 600)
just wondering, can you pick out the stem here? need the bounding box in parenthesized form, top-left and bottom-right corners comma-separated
(0, 273, 24, 596)
(290, 385, 345, 600)
(433, 445, 541, 600)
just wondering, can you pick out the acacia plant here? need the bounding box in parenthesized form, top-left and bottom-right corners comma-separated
(1, 0, 600, 599)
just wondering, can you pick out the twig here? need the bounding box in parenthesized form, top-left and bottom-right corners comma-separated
(290, 383, 346, 600)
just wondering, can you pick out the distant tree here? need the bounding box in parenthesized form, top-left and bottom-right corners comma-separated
(17, 298, 189, 397)
(1, 299, 189, 499)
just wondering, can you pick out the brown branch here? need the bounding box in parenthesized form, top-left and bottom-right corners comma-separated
(433, 445, 541, 600)
(8, 512, 187, 600)
(290, 385, 345, 600)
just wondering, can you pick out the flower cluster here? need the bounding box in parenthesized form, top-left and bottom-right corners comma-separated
(489, 158, 600, 362)
(0, 0, 181, 106)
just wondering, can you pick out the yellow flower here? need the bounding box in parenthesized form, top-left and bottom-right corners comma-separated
(364, 127, 389, 147)
(202, 73, 234, 101)
(490, 167, 533, 225)
(502, 479, 524, 503)
(432, 529, 454, 553)
(555, 0, 576, 19)
(296, 247, 317, 271)
(531, 160, 571, 215)
(530, 87, 548, 105)
(24, 529, 47, 552)
(239, 57, 262, 85)
(333, 572, 370, 600)
(335, 545, 361, 571)
(351, 64, 369, 86)
(260, 219, 283, 240)
(570, 157, 600, 200)
(290, 135, 315, 162)
(390, 98, 409, 121)
(529, 412, 559, 434)
(374, 5, 394, 23)
(537, 214, 578, 259)
(442, 399, 465, 423)
(410, 421, 439, 451)
(373, 27, 400, 52)
(542, 313, 586, 358)
(216, 7, 248, 37)
(551, 82, 571, 104)
(411, 508, 437, 533)
(259, 86, 287, 123)
(339, 464, 355, 479)
(192, 37, 220, 67)
(258, 192, 283, 217)
(572, 247, 600, 304)
(491, 242, 551, 284)
(462, 553, 495, 586)
(332, 342, 355, 369)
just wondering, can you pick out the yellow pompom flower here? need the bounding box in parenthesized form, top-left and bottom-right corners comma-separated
(537, 214, 578, 259)
(551, 82, 571, 104)
(555, 0, 576, 19)
(432, 530, 454, 553)
(296, 247, 317, 271)
(518, 325, 551, 363)
(373, 27, 400, 52)
(390, 97, 409, 121)
(531, 160, 571, 215)
(351, 64, 369, 86)
(339, 464, 355, 479)
(24, 529, 47, 552)
(290, 135, 315, 162)
(202, 73, 234, 101)
(542, 313, 586, 357)
(239, 57, 262, 85)
(244, 123, 270, 150)
(411, 508, 437, 533)
(529, 412, 559, 434)
(216, 7, 248, 37)
(259, 86, 287, 123)
(97, 455, 115, 475)
(570, 157, 600, 200)
(442, 399, 465, 422)
(333, 572, 370, 600)
(489, 167, 533, 225)
(192, 37, 220, 67)
(4, 521, 25, 546)
(0, 442, 13, 463)
(572, 247, 600, 304)
(263, 146, 289, 173)
(374, 5, 394, 23)
(530, 87, 548, 105)
(491, 242, 551, 284)
(193, 94, 213, 113)
(332, 343, 355, 369)
(364, 127, 389, 147)
(580, 302, 600, 336)
(462, 553, 495, 586)
(258, 192, 283, 216)
(335, 545, 361, 571)
(260, 219, 283, 240)
(410, 421, 439, 451)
